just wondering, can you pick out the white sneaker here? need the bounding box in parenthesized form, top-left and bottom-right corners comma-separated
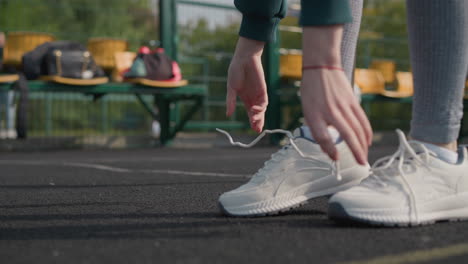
(217, 127, 370, 217)
(329, 129, 468, 226)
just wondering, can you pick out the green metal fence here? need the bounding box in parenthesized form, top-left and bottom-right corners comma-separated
(27, 93, 154, 137)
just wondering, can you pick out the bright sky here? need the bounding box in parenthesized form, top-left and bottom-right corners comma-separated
(177, 0, 300, 28)
(178, 0, 239, 28)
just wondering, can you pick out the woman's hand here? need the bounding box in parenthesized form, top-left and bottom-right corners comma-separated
(302, 25, 372, 165)
(301, 69, 372, 165)
(226, 37, 268, 133)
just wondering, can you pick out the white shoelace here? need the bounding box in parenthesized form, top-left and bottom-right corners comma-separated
(369, 129, 432, 224)
(216, 128, 342, 181)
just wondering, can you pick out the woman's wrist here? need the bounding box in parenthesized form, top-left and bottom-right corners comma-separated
(302, 65, 344, 72)
(302, 25, 343, 66)
(234, 37, 265, 58)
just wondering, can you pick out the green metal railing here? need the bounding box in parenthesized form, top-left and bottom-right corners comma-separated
(25, 93, 154, 137)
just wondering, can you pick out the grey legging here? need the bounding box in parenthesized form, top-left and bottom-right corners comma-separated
(407, 0, 468, 143)
(340, 0, 468, 144)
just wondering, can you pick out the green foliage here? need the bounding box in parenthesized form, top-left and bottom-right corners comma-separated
(178, 19, 241, 121)
(361, 1, 407, 38)
(358, 0, 409, 69)
(0, 0, 158, 49)
(279, 17, 301, 50)
(179, 18, 238, 83)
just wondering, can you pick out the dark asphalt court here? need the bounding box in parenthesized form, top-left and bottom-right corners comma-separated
(0, 145, 467, 264)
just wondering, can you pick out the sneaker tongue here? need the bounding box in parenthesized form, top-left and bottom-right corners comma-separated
(293, 128, 303, 137)
(408, 140, 440, 159)
(294, 127, 319, 144)
(409, 140, 459, 163)
(290, 128, 325, 154)
(408, 140, 426, 153)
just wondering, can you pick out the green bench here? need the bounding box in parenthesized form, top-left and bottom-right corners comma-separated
(0, 79, 207, 145)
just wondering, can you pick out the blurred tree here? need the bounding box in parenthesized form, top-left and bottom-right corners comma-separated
(179, 18, 238, 91)
(359, 0, 409, 69)
(279, 16, 301, 50)
(0, 0, 158, 50)
(178, 18, 241, 121)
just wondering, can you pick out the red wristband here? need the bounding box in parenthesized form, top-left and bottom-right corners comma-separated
(302, 65, 344, 72)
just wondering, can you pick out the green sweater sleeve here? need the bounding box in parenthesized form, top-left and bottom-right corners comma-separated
(234, 0, 287, 42)
(234, 0, 352, 42)
(300, 0, 352, 26)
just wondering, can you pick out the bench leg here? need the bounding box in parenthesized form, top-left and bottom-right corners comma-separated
(135, 94, 158, 119)
(170, 96, 203, 138)
(139, 94, 204, 146)
(136, 93, 169, 144)
(156, 96, 204, 146)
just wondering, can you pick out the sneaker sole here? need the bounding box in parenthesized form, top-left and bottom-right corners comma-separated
(328, 193, 468, 227)
(219, 166, 368, 217)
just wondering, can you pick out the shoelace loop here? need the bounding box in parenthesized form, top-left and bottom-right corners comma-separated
(216, 128, 342, 181)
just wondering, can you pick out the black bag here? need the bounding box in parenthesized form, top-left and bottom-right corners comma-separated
(46, 49, 104, 79)
(22, 41, 105, 80)
(125, 52, 173, 81)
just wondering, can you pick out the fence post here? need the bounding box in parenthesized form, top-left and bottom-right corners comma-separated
(159, 0, 178, 137)
(159, 0, 178, 61)
(264, 30, 281, 144)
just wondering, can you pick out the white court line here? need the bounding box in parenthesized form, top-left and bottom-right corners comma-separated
(92, 155, 269, 162)
(140, 169, 248, 178)
(1, 152, 273, 164)
(0, 160, 248, 178)
(63, 162, 132, 173)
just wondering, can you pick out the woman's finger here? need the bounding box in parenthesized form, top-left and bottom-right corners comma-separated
(329, 113, 366, 165)
(352, 104, 373, 146)
(340, 104, 368, 159)
(308, 117, 338, 161)
(246, 105, 266, 133)
(226, 85, 237, 117)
